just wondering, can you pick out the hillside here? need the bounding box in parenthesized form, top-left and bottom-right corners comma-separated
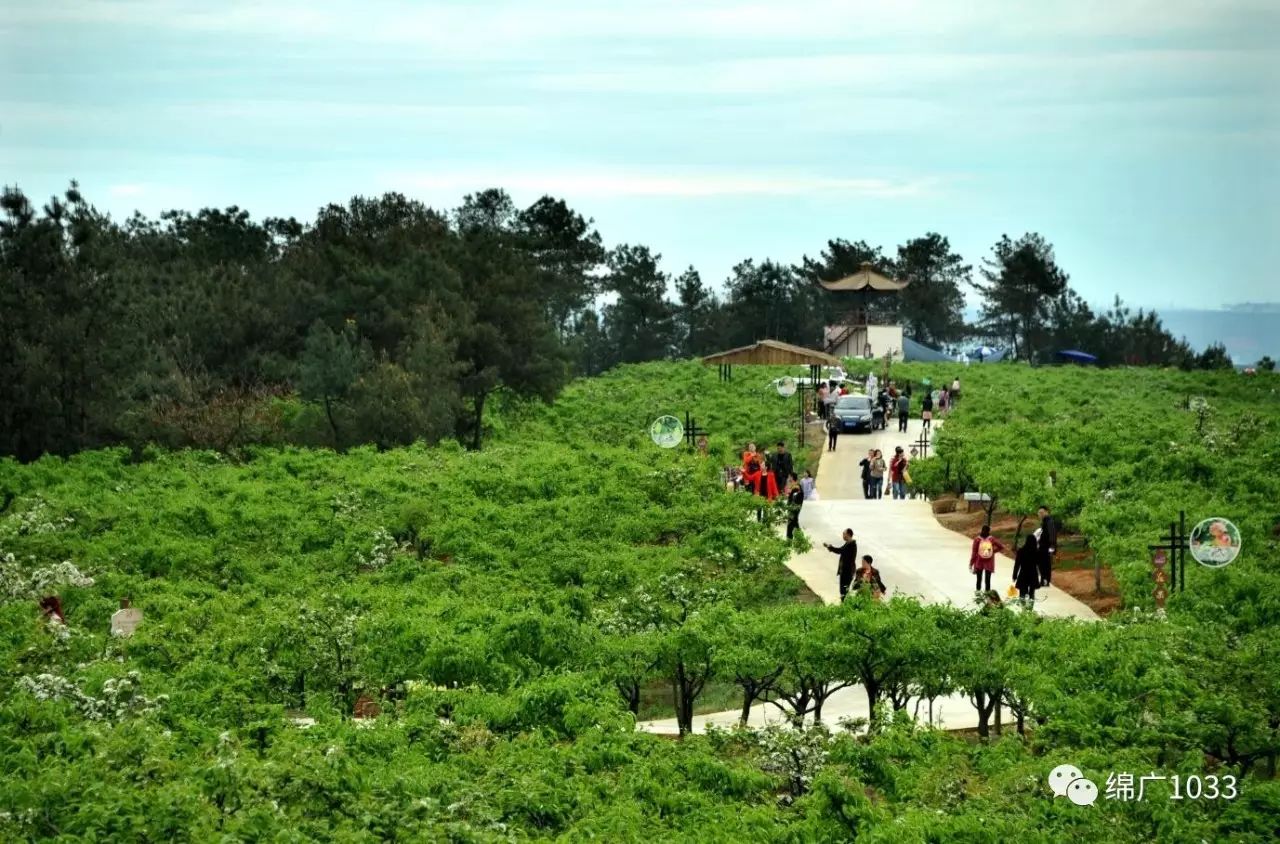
(2, 361, 1279, 841)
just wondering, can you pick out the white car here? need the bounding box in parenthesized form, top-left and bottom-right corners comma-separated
(770, 366, 848, 390)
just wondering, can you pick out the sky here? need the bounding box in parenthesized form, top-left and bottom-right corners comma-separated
(3, 0, 1279, 311)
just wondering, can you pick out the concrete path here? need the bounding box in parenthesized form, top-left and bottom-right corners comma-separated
(638, 411, 1097, 735)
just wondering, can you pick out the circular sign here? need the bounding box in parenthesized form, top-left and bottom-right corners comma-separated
(1151, 550, 1167, 568)
(649, 415, 683, 449)
(1189, 517, 1242, 568)
(1189, 396, 1207, 412)
(776, 377, 797, 397)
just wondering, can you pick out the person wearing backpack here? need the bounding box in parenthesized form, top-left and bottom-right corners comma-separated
(970, 524, 1005, 592)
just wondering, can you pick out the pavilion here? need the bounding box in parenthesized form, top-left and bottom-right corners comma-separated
(815, 262, 910, 359)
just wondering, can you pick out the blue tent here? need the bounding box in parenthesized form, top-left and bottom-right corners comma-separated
(902, 336, 953, 362)
(1057, 349, 1098, 364)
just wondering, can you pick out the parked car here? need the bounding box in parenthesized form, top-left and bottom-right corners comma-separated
(770, 365, 848, 391)
(831, 395, 875, 432)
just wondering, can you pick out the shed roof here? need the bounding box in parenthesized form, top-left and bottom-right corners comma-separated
(701, 339, 840, 367)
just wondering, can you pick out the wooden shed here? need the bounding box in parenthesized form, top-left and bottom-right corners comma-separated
(701, 339, 839, 368)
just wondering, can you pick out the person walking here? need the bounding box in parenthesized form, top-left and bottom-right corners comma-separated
(1037, 505, 1057, 587)
(824, 529, 858, 601)
(969, 524, 1005, 593)
(800, 469, 816, 501)
(889, 447, 909, 500)
(869, 450, 887, 499)
(950, 376, 961, 408)
(921, 391, 934, 431)
(938, 388, 949, 417)
(866, 371, 878, 398)
(816, 382, 829, 419)
(785, 474, 804, 540)
(742, 442, 759, 473)
(858, 450, 874, 499)
(896, 391, 910, 432)
(826, 415, 839, 452)
(773, 442, 794, 492)
(851, 555, 887, 599)
(1011, 534, 1040, 607)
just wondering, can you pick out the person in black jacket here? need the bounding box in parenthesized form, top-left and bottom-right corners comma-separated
(785, 474, 804, 540)
(858, 450, 873, 499)
(826, 415, 839, 451)
(773, 442, 794, 491)
(1011, 533, 1040, 606)
(824, 529, 858, 600)
(1037, 505, 1057, 587)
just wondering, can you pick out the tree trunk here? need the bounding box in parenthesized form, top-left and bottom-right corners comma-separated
(618, 682, 640, 716)
(740, 688, 754, 726)
(994, 700, 1002, 736)
(470, 390, 487, 451)
(322, 396, 341, 449)
(865, 681, 880, 729)
(1012, 515, 1028, 550)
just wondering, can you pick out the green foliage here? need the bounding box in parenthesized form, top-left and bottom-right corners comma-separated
(1, 359, 1278, 839)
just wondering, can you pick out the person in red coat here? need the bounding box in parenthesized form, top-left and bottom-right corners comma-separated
(969, 524, 1005, 593)
(742, 459, 770, 521)
(761, 452, 780, 500)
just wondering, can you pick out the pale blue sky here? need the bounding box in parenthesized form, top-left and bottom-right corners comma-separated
(3, 0, 1278, 309)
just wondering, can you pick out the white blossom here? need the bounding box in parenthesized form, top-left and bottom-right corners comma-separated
(0, 550, 95, 601)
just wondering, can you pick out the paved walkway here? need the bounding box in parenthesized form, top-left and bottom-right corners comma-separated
(638, 412, 1097, 735)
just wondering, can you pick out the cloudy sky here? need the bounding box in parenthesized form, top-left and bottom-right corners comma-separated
(3, 0, 1278, 309)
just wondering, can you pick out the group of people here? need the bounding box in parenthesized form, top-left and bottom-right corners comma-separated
(736, 440, 815, 539)
(856, 447, 910, 500)
(968, 505, 1058, 606)
(817, 503, 1059, 609)
(821, 375, 962, 447)
(823, 528, 886, 601)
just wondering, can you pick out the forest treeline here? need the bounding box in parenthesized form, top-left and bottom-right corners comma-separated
(0, 182, 1232, 460)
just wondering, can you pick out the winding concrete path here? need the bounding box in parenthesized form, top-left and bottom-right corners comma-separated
(638, 413, 1097, 735)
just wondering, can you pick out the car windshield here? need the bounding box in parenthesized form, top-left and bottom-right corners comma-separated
(836, 396, 871, 410)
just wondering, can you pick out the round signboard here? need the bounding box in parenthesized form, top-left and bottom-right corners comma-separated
(776, 376, 797, 398)
(649, 415, 683, 449)
(1189, 396, 1208, 412)
(1189, 517, 1242, 568)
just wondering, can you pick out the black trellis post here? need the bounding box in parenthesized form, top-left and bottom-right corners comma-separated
(796, 384, 807, 447)
(910, 428, 931, 460)
(683, 411, 708, 448)
(1147, 510, 1189, 594)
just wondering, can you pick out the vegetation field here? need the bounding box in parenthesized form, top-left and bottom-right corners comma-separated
(3, 360, 1279, 842)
